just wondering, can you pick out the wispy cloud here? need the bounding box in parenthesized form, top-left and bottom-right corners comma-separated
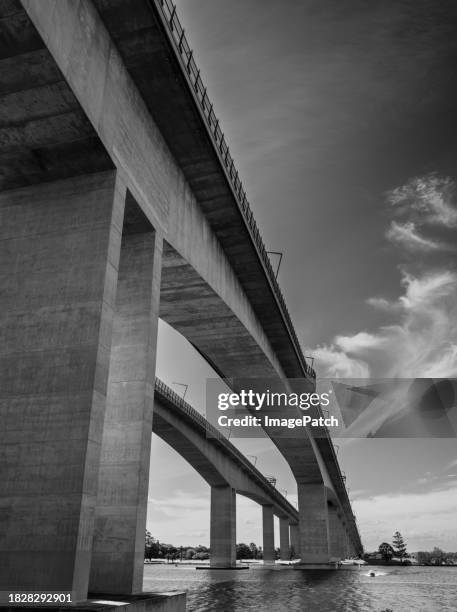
(386, 174, 457, 228)
(314, 269, 457, 378)
(386, 220, 444, 251)
(384, 174, 457, 253)
(313, 173, 457, 379)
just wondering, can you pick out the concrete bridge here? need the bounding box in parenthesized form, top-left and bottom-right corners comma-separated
(0, 0, 362, 604)
(153, 378, 301, 567)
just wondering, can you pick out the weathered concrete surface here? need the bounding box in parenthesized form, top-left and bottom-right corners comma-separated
(19, 0, 169, 233)
(210, 485, 236, 568)
(90, 212, 163, 593)
(279, 518, 290, 561)
(0, 171, 123, 599)
(297, 484, 330, 565)
(0, 2, 113, 190)
(262, 505, 275, 565)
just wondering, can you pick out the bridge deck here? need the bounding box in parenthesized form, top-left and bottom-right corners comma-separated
(153, 378, 299, 522)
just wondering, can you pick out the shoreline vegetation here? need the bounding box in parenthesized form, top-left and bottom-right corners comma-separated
(145, 531, 456, 567)
(365, 532, 457, 566)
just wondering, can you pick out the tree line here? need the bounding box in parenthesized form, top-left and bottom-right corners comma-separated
(145, 532, 297, 561)
(416, 548, 457, 566)
(145, 531, 209, 561)
(368, 532, 457, 566)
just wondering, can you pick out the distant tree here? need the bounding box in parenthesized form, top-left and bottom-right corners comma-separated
(416, 551, 429, 565)
(378, 542, 394, 563)
(249, 542, 258, 560)
(392, 532, 407, 561)
(144, 531, 160, 560)
(194, 551, 209, 560)
(431, 547, 445, 565)
(236, 543, 252, 559)
(185, 548, 196, 560)
(195, 545, 209, 554)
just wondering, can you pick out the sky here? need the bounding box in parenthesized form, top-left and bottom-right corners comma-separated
(147, 0, 457, 553)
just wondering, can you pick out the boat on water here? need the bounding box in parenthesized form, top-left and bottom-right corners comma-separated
(340, 559, 367, 566)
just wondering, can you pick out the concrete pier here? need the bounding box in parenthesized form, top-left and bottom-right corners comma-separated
(90, 199, 163, 593)
(337, 515, 350, 559)
(328, 505, 343, 561)
(210, 486, 236, 568)
(279, 518, 290, 561)
(0, 172, 123, 599)
(290, 523, 300, 559)
(262, 505, 275, 565)
(297, 483, 330, 566)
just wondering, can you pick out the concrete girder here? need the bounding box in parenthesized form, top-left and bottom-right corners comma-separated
(152, 397, 297, 523)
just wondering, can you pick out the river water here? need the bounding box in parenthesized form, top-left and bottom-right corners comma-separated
(143, 564, 457, 611)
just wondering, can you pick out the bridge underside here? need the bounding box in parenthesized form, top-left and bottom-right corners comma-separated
(0, 0, 337, 492)
(0, 0, 362, 601)
(0, 2, 112, 189)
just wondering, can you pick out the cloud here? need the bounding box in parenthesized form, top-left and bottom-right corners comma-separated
(399, 270, 456, 309)
(312, 344, 370, 378)
(384, 174, 457, 253)
(313, 269, 457, 378)
(312, 171, 457, 379)
(336, 331, 387, 353)
(386, 220, 444, 251)
(386, 173, 457, 228)
(148, 491, 209, 513)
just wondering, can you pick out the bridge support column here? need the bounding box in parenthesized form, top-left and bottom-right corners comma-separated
(290, 523, 300, 559)
(279, 518, 290, 561)
(210, 486, 236, 568)
(89, 203, 163, 593)
(328, 505, 343, 561)
(0, 172, 123, 600)
(296, 483, 330, 566)
(262, 505, 275, 565)
(338, 518, 350, 559)
(346, 532, 357, 558)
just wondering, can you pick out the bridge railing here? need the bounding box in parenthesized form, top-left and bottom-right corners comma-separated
(154, 378, 299, 520)
(153, 0, 315, 380)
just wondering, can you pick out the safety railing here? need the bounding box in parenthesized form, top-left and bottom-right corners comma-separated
(152, 0, 315, 380)
(154, 378, 299, 519)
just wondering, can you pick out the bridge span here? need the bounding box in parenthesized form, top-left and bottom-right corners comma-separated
(153, 379, 299, 566)
(0, 0, 362, 603)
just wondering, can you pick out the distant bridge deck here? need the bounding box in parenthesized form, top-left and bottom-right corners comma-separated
(153, 378, 299, 523)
